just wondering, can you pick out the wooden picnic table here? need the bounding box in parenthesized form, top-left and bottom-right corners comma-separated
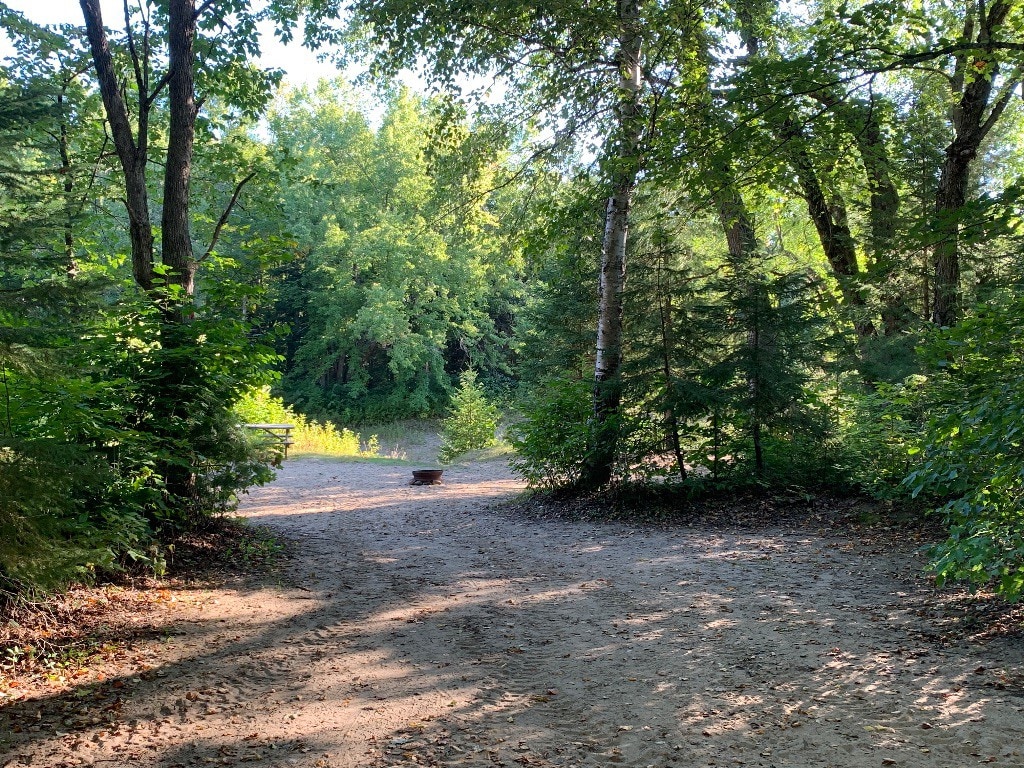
(244, 423, 296, 458)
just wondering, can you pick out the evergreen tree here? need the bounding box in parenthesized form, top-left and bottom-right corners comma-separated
(438, 369, 500, 464)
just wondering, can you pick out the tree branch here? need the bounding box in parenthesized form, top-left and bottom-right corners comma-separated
(198, 170, 257, 263)
(980, 67, 1022, 139)
(146, 70, 174, 106)
(195, 0, 218, 20)
(123, 0, 146, 97)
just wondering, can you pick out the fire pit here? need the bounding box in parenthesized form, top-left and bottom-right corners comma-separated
(410, 469, 444, 486)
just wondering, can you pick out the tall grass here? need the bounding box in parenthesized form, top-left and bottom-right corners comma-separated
(234, 387, 380, 457)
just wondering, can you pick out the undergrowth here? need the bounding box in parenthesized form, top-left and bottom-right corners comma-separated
(0, 517, 286, 686)
(235, 386, 381, 457)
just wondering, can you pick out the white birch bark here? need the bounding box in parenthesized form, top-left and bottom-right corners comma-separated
(584, 0, 644, 488)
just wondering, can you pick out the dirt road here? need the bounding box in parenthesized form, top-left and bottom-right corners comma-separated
(3, 456, 1024, 767)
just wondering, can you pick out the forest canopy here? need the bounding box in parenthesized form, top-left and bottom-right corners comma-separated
(2, 0, 1024, 600)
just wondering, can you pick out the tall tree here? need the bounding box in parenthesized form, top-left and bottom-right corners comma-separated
(266, 85, 522, 420)
(75, 0, 282, 510)
(772, 0, 1024, 327)
(931, 0, 1020, 326)
(728, 1, 892, 339)
(586, 0, 645, 487)
(331, 0, 703, 485)
(81, 0, 200, 304)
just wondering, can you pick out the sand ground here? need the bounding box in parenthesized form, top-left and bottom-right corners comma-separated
(3, 455, 1024, 768)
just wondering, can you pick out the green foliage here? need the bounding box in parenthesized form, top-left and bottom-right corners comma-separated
(514, 178, 602, 384)
(0, 76, 144, 592)
(266, 86, 524, 422)
(619, 237, 843, 488)
(900, 291, 1024, 601)
(234, 384, 301, 425)
(4, 0, 1024, 608)
(512, 205, 845, 492)
(0, 440, 150, 594)
(0, 76, 279, 594)
(836, 376, 927, 497)
(509, 378, 593, 490)
(101, 306, 279, 520)
(235, 386, 379, 457)
(438, 369, 500, 464)
(0, 292, 284, 597)
(701, 264, 837, 479)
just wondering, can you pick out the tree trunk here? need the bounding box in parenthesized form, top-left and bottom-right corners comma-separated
(932, 140, 975, 327)
(857, 111, 900, 263)
(708, 16, 773, 475)
(714, 179, 758, 262)
(752, 420, 763, 476)
(81, 0, 205, 514)
(810, 89, 907, 333)
(79, 0, 154, 292)
(784, 120, 875, 337)
(155, 0, 201, 507)
(580, 0, 644, 489)
(161, 0, 199, 307)
(932, 0, 1015, 327)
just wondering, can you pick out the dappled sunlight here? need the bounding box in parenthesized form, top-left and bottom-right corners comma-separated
(701, 617, 739, 631)
(6, 459, 1024, 768)
(514, 584, 601, 607)
(247, 479, 525, 524)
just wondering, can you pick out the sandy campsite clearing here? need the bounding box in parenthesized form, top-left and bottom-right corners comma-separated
(3, 455, 1024, 768)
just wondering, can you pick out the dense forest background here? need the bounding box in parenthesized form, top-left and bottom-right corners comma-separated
(3, 0, 1024, 601)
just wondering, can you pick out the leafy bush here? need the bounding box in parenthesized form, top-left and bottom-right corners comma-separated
(0, 366, 162, 595)
(92, 310, 281, 529)
(902, 291, 1024, 600)
(0, 292, 287, 598)
(509, 378, 592, 489)
(235, 386, 378, 457)
(837, 377, 927, 497)
(438, 370, 500, 464)
(0, 440, 152, 595)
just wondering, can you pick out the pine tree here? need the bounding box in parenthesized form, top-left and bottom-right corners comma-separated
(438, 370, 500, 464)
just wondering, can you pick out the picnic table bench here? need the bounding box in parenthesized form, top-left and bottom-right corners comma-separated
(244, 423, 296, 458)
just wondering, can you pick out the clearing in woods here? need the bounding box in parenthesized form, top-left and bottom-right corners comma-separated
(2, 455, 1024, 767)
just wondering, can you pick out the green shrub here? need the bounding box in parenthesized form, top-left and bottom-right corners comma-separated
(902, 291, 1024, 601)
(0, 440, 152, 595)
(235, 386, 378, 457)
(438, 370, 500, 464)
(837, 377, 927, 497)
(509, 378, 592, 489)
(95, 311, 281, 529)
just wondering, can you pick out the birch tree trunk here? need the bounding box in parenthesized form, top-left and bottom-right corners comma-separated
(580, 0, 644, 489)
